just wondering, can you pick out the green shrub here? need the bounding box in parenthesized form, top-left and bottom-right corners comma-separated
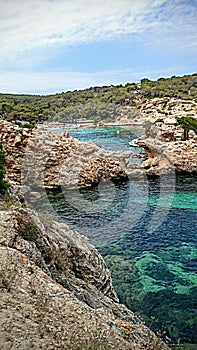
(177, 116, 197, 140)
(177, 116, 197, 134)
(16, 212, 40, 241)
(19, 122, 35, 129)
(0, 143, 8, 192)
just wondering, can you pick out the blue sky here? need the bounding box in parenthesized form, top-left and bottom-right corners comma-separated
(0, 0, 197, 94)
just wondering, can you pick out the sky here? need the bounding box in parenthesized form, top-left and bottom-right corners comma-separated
(0, 0, 197, 95)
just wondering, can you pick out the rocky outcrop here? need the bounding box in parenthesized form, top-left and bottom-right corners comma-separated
(78, 156, 128, 186)
(1, 116, 196, 189)
(138, 126, 197, 175)
(0, 120, 170, 348)
(0, 204, 170, 349)
(140, 97, 197, 122)
(136, 98, 197, 175)
(0, 120, 130, 189)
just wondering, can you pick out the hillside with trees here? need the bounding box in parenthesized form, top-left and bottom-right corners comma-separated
(0, 73, 197, 125)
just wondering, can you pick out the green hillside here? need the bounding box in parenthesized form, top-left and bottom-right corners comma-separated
(0, 73, 197, 125)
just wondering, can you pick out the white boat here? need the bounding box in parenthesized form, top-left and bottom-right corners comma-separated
(129, 138, 139, 147)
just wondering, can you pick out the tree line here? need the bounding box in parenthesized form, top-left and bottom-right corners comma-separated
(0, 73, 197, 125)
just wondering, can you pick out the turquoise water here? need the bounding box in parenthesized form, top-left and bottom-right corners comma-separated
(55, 125, 142, 151)
(45, 127, 197, 347)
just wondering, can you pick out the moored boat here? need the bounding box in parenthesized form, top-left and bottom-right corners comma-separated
(129, 138, 139, 147)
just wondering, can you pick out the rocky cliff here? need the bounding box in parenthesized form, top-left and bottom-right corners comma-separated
(1, 116, 196, 190)
(0, 202, 170, 349)
(138, 116, 197, 176)
(0, 120, 170, 348)
(0, 115, 196, 348)
(0, 120, 130, 190)
(139, 137, 197, 175)
(127, 97, 196, 175)
(139, 97, 197, 122)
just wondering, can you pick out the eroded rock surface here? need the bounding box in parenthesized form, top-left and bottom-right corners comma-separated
(140, 97, 197, 122)
(138, 113, 197, 175)
(0, 120, 130, 189)
(0, 205, 170, 349)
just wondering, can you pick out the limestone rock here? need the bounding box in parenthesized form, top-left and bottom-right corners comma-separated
(0, 205, 170, 349)
(138, 134, 197, 175)
(140, 97, 197, 122)
(0, 120, 130, 189)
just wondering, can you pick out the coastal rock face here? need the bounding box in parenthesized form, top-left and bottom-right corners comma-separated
(0, 207, 118, 303)
(0, 205, 170, 349)
(139, 139, 195, 175)
(139, 137, 197, 175)
(138, 112, 197, 175)
(0, 120, 130, 189)
(140, 97, 197, 122)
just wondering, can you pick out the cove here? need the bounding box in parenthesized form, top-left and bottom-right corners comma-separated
(45, 127, 197, 348)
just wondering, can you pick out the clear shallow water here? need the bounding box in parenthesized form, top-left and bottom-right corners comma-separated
(43, 127, 197, 347)
(69, 126, 130, 151)
(55, 125, 142, 152)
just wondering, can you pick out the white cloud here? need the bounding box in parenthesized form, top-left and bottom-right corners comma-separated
(0, 65, 193, 95)
(0, 0, 196, 93)
(145, 0, 197, 48)
(0, 0, 175, 65)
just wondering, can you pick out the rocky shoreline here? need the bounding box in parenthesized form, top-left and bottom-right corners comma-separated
(0, 199, 171, 349)
(0, 115, 196, 349)
(138, 117, 197, 176)
(0, 118, 196, 194)
(0, 119, 173, 349)
(0, 120, 131, 190)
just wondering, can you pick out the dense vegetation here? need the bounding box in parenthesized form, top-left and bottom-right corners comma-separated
(140, 74, 197, 100)
(0, 143, 8, 192)
(0, 73, 197, 125)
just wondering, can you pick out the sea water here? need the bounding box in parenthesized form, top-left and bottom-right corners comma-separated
(45, 127, 197, 348)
